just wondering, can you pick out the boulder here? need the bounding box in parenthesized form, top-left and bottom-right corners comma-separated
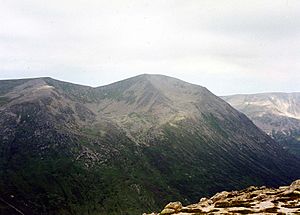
(291, 179, 300, 187)
(160, 208, 175, 214)
(164, 201, 183, 211)
(211, 191, 230, 202)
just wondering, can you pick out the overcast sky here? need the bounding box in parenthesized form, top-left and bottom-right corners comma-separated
(1, 0, 300, 95)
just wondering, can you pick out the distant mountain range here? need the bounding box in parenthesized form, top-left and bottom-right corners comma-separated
(223, 93, 300, 157)
(0, 75, 299, 215)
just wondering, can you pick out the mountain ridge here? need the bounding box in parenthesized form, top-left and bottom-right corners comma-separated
(223, 92, 300, 157)
(0, 75, 300, 214)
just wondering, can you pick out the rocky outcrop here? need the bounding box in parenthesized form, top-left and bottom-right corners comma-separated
(145, 179, 300, 214)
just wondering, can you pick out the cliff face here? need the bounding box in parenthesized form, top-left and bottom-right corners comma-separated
(145, 179, 300, 214)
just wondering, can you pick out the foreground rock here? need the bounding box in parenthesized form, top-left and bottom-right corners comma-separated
(144, 179, 300, 214)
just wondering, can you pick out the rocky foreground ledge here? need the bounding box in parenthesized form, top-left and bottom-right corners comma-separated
(144, 180, 300, 214)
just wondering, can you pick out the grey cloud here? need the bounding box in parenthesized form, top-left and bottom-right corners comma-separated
(0, 0, 299, 95)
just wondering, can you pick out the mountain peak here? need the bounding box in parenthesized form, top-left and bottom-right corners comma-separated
(132, 74, 204, 88)
(1, 75, 300, 214)
(95, 74, 212, 118)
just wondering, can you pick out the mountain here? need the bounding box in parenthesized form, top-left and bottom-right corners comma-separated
(223, 93, 300, 157)
(0, 75, 300, 215)
(145, 179, 300, 214)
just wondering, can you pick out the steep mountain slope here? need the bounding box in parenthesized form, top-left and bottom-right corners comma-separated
(0, 75, 300, 215)
(223, 93, 300, 157)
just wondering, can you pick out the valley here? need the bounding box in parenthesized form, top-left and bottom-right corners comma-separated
(223, 93, 300, 157)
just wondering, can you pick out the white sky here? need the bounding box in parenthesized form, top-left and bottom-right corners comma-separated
(0, 0, 300, 95)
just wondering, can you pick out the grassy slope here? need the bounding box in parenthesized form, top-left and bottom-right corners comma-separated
(0, 127, 181, 215)
(1, 78, 300, 214)
(1, 112, 300, 215)
(272, 130, 300, 158)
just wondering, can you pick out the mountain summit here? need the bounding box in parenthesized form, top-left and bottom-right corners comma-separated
(0, 75, 300, 214)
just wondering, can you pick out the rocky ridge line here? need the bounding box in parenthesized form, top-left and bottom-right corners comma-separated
(144, 179, 300, 214)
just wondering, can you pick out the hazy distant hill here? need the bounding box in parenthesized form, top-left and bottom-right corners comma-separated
(223, 93, 300, 157)
(1, 75, 300, 215)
